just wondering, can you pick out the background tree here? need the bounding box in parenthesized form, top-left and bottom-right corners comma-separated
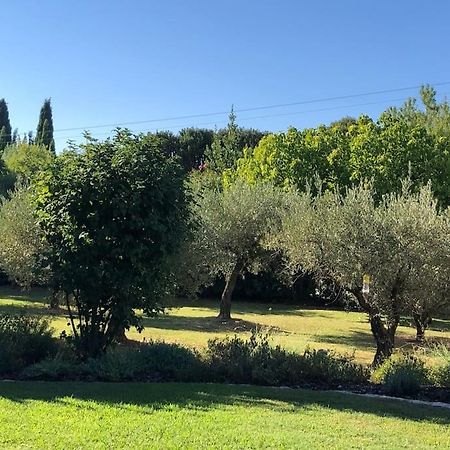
(179, 180, 289, 319)
(179, 127, 214, 171)
(3, 141, 54, 181)
(35, 98, 55, 153)
(0, 99, 12, 151)
(35, 130, 190, 357)
(0, 183, 49, 288)
(205, 108, 242, 173)
(233, 90, 449, 206)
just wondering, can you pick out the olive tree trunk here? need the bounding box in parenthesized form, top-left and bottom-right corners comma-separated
(413, 310, 432, 342)
(218, 261, 242, 320)
(353, 289, 400, 367)
(369, 314, 399, 366)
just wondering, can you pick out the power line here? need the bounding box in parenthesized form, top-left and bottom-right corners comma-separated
(55, 93, 448, 142)
(53, 81, 450, 133)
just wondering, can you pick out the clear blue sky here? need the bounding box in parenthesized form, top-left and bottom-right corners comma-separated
(2, 0, 449, 151)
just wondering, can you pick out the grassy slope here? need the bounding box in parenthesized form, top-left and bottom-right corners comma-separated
(0, 382, 449, 449)
(0, 286, 449, 364)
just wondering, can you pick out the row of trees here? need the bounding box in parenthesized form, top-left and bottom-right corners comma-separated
(0, 98, 55, 152)
(230, 86, 450, 206)
(0, 86, 447, 365)
(178, 179, 449, 365)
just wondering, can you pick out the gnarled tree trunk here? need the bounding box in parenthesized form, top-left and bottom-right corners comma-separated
(218, 261, 242, 320)
(353, 288, 400, 367)
(370, 314, 399, 367)
(413, 310, 432, 343)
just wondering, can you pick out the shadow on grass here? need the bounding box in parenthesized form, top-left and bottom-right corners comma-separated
(399, 317, 450, 333)
(314, 330, 375, 352)
(1, 381, 448, 424)
(0, 286, 50, 303)
(0, 303, 65, 318)
(142, 315, 276, 334)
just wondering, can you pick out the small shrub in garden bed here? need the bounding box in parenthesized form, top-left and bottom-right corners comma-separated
(429, 344, 450, 388)
(0, 314, 58, 375)
(23, 341, 206, 382)
(206, 331, 369, 386)
(372, 352, 428, 396)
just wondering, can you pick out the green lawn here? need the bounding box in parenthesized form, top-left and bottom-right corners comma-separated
(0, 382, 448, 449)
(0, 286, 449, 364)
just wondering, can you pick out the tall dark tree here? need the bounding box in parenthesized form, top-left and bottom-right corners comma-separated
(35, 98, 55, 153)
(0, 99, 12, 151)
(179, 127, 214, 170)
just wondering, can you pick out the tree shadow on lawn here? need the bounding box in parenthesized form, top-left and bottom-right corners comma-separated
(0, 286, 50, 303)
(0, 302, 66, 318)
(1, 381, 448, 424)
(169, 298, 335, 318)
(399, 316, 450, 333)
(315, 330, 450, 353)
(142, 315, 285, 334)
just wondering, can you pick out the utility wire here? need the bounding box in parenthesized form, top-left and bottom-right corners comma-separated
(54, 93, 448, 142)
(52, 81, 450, 133)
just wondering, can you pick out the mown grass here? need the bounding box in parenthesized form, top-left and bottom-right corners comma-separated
(0, 381, 449, 449)
(0, 286, 449, 364)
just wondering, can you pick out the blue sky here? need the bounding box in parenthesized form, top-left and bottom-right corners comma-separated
(1, 0, 449, 151)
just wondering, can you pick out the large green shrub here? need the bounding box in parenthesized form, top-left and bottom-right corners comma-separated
(0, 314, 57, 375)
(34, 130, 190, 357)
(372, 353, 428, 396)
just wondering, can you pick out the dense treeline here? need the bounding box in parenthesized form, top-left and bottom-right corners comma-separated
(0, 86, 448, 365)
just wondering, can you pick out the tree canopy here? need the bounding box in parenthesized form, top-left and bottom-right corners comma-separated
(35, 130, 190, 357)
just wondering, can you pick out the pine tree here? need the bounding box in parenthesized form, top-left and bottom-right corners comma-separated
(36, 98, 55, 152)
(0, 99, 12, 151)
(205, 106, 240, 173)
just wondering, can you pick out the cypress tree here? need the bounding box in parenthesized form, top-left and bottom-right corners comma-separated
(36, 98, 55, 152)
(0, 99, 12, 151)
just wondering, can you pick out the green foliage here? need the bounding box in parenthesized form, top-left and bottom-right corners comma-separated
(372, 353, 428, 396)
(23, 341, 204, 382)
(0, 183, 49, 288)
(429, 345, 450, 388)
(34, 129, 190, 357)
(274, 181, 449, 365)
(177, 179, 290, 318)
(2, 141, 54, 180)
(234, 92, 450, 205)
(0, 314, 57, 375)
(0, 99, 12, 151)
(206, 331, 368, 386)
(179, 127, 214, 170)
(205, 108, 254, 174)
(35, 98, 55, 153)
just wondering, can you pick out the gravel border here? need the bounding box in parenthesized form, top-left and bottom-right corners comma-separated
(330, 389, 450, 410)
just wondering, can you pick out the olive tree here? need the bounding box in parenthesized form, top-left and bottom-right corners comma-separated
(0, 183, 49, 288)
(35, 130, 190, 357)
(405, 204, 450, 341)
(275, 182, 448, 365)
(179, 180, 289, 320)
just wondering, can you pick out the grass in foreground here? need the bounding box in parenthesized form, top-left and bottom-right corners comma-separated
(0, 382, 449, 449)
(0, 286, 449, 364)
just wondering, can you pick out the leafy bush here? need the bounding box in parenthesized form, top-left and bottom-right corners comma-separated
(206, 331, 368, 386)
(372, 353, 428, 396)
(0, 314, 57, 375)
(23, 341, 205, 382)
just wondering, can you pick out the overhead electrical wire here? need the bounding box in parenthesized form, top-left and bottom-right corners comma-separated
(55, 92, 449, 141)
(52, 81, 450, 134)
